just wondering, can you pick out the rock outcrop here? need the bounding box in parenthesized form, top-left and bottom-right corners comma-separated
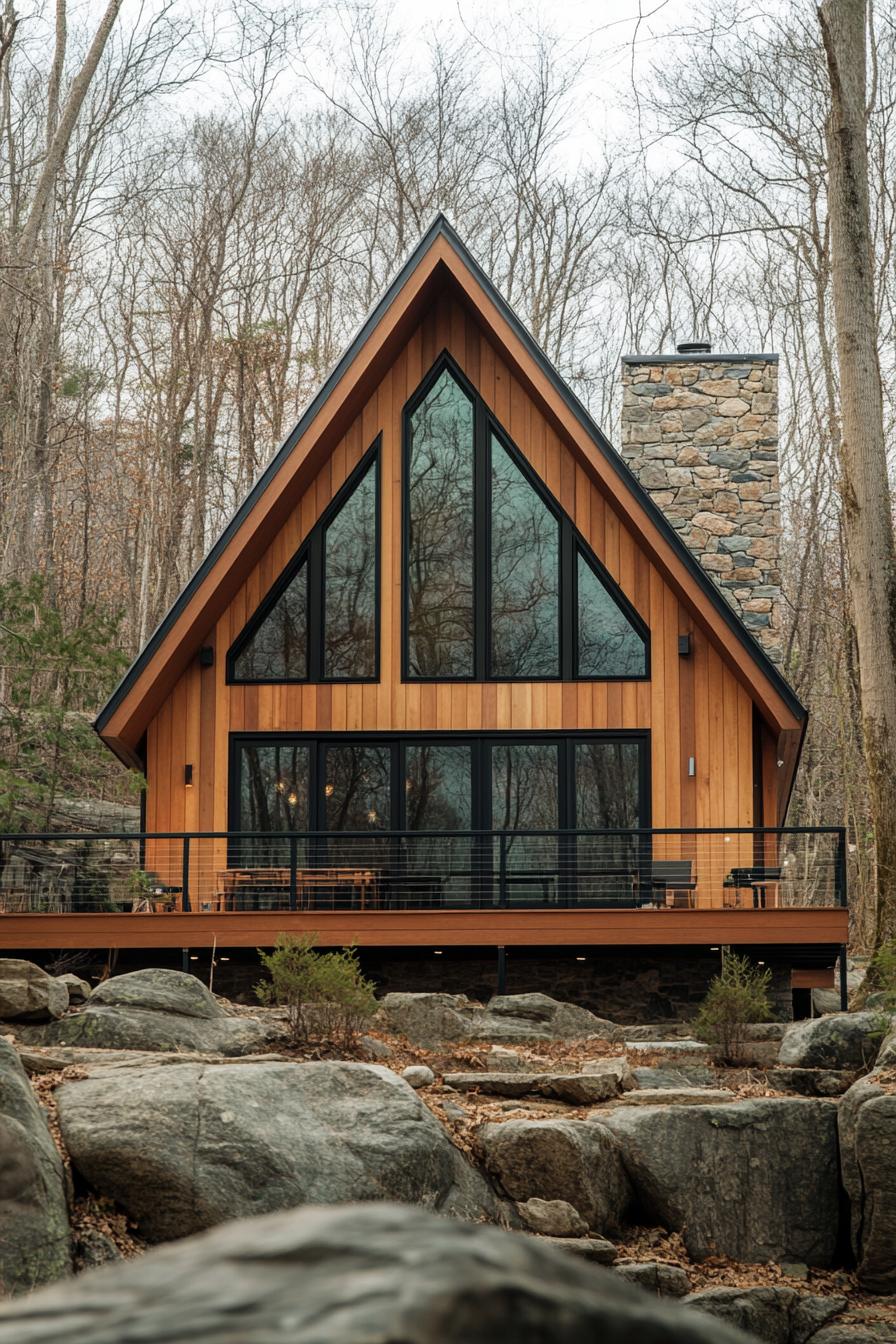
(33, 969, 276, 1056)
(778, 1013, 887, 1072)
(0, 1202, 753, 1343)
(56, 1060, 504, 1242)
(55, 974, 91, 1004)
(478, 1118, 632, 1235)
(598, 1098, 840, 1265)
(0, 959, 68, 1022)
(683, 1285, 847, 1343)
(377, 991, 620, 1048)
(838, 1073, 896, 1293)
(0, 1038, 70, 1295)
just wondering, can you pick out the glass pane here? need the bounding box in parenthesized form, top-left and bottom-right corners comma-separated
(235, 742, 310, 882)
(490, 438, 560, 677)
(324, 459, 377, 678)
(233, 561, 307, 680)
(577, 550, 646, 676)
(323, 744, 391, 832)
(405, 743, 472, 830)
(404, 743, 473, 906)
(407, 370, 475, 677)
(491, 742, 559, 902)
(575, 740, 642, 906)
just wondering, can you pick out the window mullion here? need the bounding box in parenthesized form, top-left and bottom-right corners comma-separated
(308, 534, 323, 681)
(561, 521, 576, 680)
(475, 400, 490, 680)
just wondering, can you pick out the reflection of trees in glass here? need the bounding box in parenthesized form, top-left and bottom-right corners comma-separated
(490, 438, 559, 677)
(324, 460, 377, 677)
(323, 744, 391, 831)
(492, 742, 558, 828)
(575, 741, 640, 828)
(407, 371, 475, 676)
(577, 552, 646, 676)
(233, 561, 307, 679)
(406, 744, 472, 829)
(238, 743, 310, 864)
(575, 741, 641, 896)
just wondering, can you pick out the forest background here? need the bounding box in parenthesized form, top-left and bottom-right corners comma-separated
(1, 0, 893, 946)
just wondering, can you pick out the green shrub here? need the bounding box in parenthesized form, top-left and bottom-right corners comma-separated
(256, 934, 377, 1048)
(694, 950, 773, 1065)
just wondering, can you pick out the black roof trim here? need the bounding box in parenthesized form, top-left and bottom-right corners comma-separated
(621, 352, 779, 365)
(96, 214, 804, 736)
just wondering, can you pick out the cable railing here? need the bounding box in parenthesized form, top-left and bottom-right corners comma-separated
(0, 827, 846, 915)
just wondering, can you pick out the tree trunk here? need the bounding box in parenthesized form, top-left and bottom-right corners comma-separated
(819, 0, 896, 952)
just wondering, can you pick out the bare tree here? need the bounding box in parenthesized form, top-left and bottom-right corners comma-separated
(818, 0, 896, 953)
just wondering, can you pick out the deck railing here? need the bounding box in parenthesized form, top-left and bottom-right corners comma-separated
(0, 827, 847, 915)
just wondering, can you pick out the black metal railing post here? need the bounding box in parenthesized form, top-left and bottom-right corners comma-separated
(289, 836, 298, 911)
(181, 837, 191, 912)
(835, 827, 848, 909)
(498, 831, 508, 908)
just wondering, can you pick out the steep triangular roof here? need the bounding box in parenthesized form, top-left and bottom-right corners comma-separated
(96, 215, 805, 775)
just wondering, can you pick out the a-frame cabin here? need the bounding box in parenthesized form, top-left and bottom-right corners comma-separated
(7, 218, 847, 1018)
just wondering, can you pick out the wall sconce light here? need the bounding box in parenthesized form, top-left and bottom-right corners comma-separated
(433, 949, 443, 956)
(687, 756, 696, 777)
(678, 633, 691, 656)
(184, 764, 194, 788)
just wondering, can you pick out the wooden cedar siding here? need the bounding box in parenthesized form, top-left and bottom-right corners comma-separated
(145, 289, 762, 854)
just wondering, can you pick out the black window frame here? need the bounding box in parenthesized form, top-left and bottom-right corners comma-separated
(228, 729, 651, 837)
(226, 436, 381, 685)
(402, 352, 650, 683)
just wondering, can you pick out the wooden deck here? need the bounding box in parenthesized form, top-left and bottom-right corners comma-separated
(0, 906, 848, 950)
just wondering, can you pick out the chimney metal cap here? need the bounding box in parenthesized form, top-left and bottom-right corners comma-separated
(676, 340, 712, 355)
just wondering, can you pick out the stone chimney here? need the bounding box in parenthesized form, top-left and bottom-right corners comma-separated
(620, 348, 781, 663)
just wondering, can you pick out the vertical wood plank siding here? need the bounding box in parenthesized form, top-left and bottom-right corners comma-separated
(145, 294, 764, 848)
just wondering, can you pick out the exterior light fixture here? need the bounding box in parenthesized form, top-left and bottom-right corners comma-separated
(189, 955, 199, 961)
(433, 950, 443, 956)
(184, 764, 193, 787)
(710, 946, 720, 951)
(575, 956, 586, 962)
(688, 756, 696, 777)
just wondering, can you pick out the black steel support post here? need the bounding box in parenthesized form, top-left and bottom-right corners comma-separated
(497, 946, 507, 995)
(181, 948, 189, 974)
(839, 944, 849, 1012)
(181, 837, 191, 912)
(289, 836, 298, 911)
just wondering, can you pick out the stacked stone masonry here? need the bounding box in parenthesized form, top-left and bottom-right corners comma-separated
(620, 354, 782, 663)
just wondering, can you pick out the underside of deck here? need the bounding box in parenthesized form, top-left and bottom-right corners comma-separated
(0, 906, 848, 952)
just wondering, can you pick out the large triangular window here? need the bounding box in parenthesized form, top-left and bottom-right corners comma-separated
(403, 357, 647, 681)
(228, 441, 379, 682)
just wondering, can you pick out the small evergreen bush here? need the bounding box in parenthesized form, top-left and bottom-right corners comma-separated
(256, 934, 377, 1048)
(694, 950, 773, 1064)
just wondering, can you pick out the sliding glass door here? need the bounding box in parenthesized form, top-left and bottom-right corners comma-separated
(230, 732, 648, 907)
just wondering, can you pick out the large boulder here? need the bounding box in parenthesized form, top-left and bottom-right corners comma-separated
(0, 1037, 70, 1295)
(875, 1026, 896, 1068)
(778, 1013, 888, 1071)
(478, 1118, 632, 1234)
(684, 1286, 846, 1343)
(0, 959, 68, 1022)
(376, 992, 481, 1045)
(838, 1073, 896, 1292)
(56, 1060, 504, 1242)
(598, 1098, 840, 1265)
(479, 994, 621, 1044)
(89, 969, 224, 1018)
(32, 970, 276, 1056)
(378, 991, 621, 1047)
(0, 1202, 754, 1343)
